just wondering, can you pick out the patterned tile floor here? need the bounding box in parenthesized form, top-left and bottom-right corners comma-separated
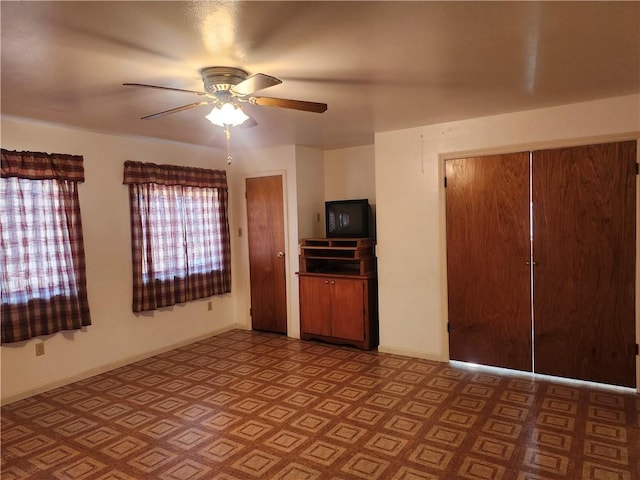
(2, 329, 639, 480)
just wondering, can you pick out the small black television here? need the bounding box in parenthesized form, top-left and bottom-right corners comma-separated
(325, 199, 372, 238)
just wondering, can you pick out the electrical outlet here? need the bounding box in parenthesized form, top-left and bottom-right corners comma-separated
(238, 227, 242, 237)
(35, 342, 45, 356)
(207, 301, 213, 311)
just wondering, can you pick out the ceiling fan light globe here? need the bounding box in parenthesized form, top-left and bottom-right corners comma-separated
(205, 103, 249, 127)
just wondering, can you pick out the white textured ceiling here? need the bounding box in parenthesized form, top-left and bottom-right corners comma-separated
(1, 1, 639, 151)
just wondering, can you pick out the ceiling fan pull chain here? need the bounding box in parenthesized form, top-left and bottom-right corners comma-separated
(225, 124, 233, 165)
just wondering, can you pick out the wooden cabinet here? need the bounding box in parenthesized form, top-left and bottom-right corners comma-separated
(298, 238, 378, 350)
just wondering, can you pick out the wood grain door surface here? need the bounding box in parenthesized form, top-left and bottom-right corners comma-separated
(299, 276, 332, 336)
(246, 175, 287, 334)
(331, 278, 365, 342)
(532, 141, 637, 387)
(446, 152, 532, 372)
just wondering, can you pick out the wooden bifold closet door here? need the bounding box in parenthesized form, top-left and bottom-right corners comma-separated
(446, 141, 637, 387)
(532, 142, 636, 387)
(446, 152, 532, 372)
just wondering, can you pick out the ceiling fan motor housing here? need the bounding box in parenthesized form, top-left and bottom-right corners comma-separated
(201, 66, 248, 94)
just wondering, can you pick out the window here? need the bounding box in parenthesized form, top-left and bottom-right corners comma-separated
(0, 149, 91, 343)
(123, 161, 231, 312)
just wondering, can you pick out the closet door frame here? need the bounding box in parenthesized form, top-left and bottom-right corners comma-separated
(440, 138, 639, 390)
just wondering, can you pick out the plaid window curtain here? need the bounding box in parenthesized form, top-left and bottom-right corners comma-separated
(0, 149, 91, 344)
(123, 161, 231, 312)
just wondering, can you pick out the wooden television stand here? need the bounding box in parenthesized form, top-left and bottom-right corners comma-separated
(297, 238, 378, 350)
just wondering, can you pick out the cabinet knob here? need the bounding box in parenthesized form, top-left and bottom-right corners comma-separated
(277, 251, 285, 258)
(324, 280, 329, 284)
(331, 281, 335, 285)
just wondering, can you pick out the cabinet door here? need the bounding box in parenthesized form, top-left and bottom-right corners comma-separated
(299, 276, 332, 336)
(331, 278, 365, 341)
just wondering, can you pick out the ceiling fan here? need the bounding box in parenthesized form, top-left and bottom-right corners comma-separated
(123, 66, 328, 126)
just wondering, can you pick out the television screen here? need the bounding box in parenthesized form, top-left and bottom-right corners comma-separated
(326, 199, 370, 238)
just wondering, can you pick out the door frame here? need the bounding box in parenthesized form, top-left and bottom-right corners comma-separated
(439, 134, 640, 391)
(243, 170, 293, 335)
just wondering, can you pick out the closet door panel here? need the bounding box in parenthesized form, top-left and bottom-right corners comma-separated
(532, 141, 636, 387)
(446, 152, 532, 372)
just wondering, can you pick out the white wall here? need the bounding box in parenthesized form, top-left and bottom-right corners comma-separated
(375, 94, 640, 383)
(1, 118, 238, 403)
(296, 146, 325, 239)
(324, 145, 375, 203)
(227, 145, 323, 341)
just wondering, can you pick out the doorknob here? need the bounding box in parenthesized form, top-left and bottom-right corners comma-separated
(277, 251, 285, 258)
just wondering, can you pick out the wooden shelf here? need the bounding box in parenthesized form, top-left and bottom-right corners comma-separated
(299, 238, 375, 274)
(298, 237, 378, 350)
(301, 238, 374, 247)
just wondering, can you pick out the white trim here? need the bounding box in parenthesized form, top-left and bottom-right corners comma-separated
(1, 324, 240, 406)
(438, 131, 640, 161)
(378, 345, 447, 363)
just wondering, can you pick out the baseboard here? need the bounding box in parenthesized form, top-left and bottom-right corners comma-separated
(377, 344, 447, 363)
(1, 324, 241, 406)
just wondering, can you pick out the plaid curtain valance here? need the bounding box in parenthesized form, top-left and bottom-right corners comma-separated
(1, 149, 85, 182)
(123, 160, 227, 189)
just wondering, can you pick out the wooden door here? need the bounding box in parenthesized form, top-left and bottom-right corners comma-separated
(532, 141, 636, 387)
(299, 276, 332, 336)
(446, 152, 532, 372)
(246, 175, 287, 334)
(331, 278, 365, 342)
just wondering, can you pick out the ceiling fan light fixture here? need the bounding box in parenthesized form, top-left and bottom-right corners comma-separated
(205, 102, 249, 127)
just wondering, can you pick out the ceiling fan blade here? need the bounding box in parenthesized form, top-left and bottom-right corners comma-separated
(123, 83, 208, 96)
(250, 96, 327, 113)
(141, 101, 213, 120)
(231, 74, 282, 95)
